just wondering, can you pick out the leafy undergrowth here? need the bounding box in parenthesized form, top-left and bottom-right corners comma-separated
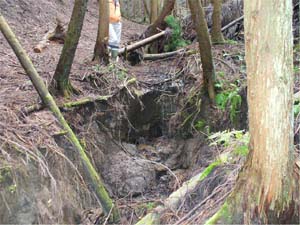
(158, 130, 249, 225)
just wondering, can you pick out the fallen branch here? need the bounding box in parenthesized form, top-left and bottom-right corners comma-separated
(0, 13, 120, 222)
(21, 95, 112, 115)
(135, 153, 229, 225)
(62, 95, 112, 108)
(33, 19, 66, 53)
(143, 49, 198, 60)
(119, 30, 169, 54)
(221, 15, 244, 32)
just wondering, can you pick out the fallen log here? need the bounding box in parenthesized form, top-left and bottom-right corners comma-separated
(119, 29, 169, 54)
(221, 15, 244, 32)
(33, 19, 66, 53)
(135, 153, 229, 225)
(0, 13, 120, 222)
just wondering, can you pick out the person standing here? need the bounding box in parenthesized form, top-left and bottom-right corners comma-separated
(109, 0, 122, 61)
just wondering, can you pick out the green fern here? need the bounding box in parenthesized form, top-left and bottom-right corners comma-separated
(208, 130, 249, 157)
(215, 80, 242, 123)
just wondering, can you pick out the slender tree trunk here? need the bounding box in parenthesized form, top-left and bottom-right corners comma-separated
(0, 13, 120, 222)
(50, 0, 88, 97)
(188, 0, 216, 102)
(205, 0, 299, 223)
(142, 0, 175, 38)
(150, 0, 159, 23)
(211, 0, 225, 44)
(143, 0, 150, 21)
(93, 0, 109, 63)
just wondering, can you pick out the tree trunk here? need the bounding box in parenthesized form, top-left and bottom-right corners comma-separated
(143, 0, 150, 20)
(0, 13, 120, 223)
(188, 0, 216, 102)
(50, 0, 88, 97)
(205, 0, 299, 223)
(142, 0, 175, 38)
(150, 0, 159, 23)
(93, 0, 109, 63)
(211, 0, 225, 44)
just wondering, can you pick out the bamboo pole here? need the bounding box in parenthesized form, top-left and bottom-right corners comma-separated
(0, 13, 120, 222)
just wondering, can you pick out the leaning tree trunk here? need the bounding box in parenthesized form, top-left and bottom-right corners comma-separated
(93, 0, 109, 63)
(50, 0, 88, 97)
(188, 0, 216, 102)
(0, 13, 120, 223)
(142, 0, 175, 38)
(205, 0, 299, 223)
(211, 0, 225, 44)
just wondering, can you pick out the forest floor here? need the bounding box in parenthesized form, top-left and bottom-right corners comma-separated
(0, 0, 299, 224)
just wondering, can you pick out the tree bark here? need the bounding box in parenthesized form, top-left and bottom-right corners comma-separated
(205, 0, 299, 223)
(142, 0, 175, 38)
(211, 0, 225, 44)
(150, 0, 159, 23)
(188, 0, 216, 102)
(0, 13, 120, 223)
(93, 0, 109, 63)
(50, 0, 88, 97)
